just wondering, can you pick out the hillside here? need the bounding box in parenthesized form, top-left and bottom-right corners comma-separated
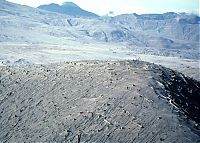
(0, 60, 199, 142)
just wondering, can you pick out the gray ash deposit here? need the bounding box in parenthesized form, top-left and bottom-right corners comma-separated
(0, 60, 199, 143)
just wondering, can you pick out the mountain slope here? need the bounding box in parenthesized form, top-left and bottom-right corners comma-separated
(0, 61, 199, 142)
(38, 2, 99, 18)
(1, 0, 199, 52)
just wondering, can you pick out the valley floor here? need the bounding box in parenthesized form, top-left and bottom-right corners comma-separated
(0, 42, 199, 81)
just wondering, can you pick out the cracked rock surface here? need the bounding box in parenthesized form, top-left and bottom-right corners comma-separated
(0, 60, 199, 143)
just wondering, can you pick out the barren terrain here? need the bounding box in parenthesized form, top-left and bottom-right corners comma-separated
(0, 60, 199, 143)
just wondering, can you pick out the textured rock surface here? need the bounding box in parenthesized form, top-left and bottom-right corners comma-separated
(0, 60, 199, 143)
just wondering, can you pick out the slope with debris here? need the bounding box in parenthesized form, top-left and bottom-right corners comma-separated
(0, 60, 199, 143)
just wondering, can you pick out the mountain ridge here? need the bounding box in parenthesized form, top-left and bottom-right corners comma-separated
(37, 2, 99, 18)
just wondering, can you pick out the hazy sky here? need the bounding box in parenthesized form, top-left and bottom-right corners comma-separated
(7, 0, 199, 15)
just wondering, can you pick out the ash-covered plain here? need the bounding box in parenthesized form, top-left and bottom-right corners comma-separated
(0, 60, 199, 143)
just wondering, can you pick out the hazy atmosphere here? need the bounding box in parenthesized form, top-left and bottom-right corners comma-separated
(7, 0, 199, 15)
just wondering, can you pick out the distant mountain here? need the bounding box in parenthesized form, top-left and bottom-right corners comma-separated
(38, 2, 99, 18)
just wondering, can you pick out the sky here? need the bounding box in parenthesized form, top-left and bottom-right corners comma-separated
(7, 0, 199, 16)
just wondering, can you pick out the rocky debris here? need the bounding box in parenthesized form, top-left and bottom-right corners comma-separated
(150, 65, 200, 124)
(0, 60, 199, 143)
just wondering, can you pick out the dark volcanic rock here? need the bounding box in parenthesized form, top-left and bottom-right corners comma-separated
(151, 65, 200, 124)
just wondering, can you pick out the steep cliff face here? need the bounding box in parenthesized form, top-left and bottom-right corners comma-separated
(0, 60, 199, 143)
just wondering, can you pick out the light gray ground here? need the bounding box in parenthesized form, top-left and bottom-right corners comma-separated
(0, 61, 199, 143)
(0, 43, 199, 81)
